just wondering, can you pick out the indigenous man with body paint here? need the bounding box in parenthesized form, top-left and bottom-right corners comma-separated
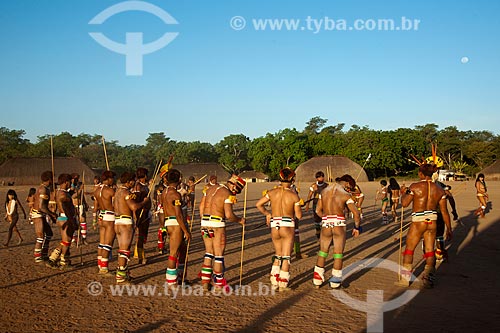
(160, 169, 192, 287)
(155, 179, 167, 254)
(256, 167, 303, 291)
(70, 173, 88, 245)
(32, 171, 57, 263)
(400, 164, 452, 288)
(187, 176, 196, 217)
(114, 172, 150, 284)
(47, 174, 77, 269)
(133, 167, 152, 264)
(432, 173, 458, 262)
(290, 182, 306, 259)
(198, 174, 246, 291)
(304, 171, 328, 239)
(203, 175, 218, 193)
(313, 174, 362, 289)
(87, 176, 102, 230)
(93, 170, 116, 276)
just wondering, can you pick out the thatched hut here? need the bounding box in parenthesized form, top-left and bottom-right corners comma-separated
(295, 155, 369, 184)
(478, 160, 500, 181)
(0, 157, 98, 185)
(174, 163, 230, 183)
(239, 170, 269, 183)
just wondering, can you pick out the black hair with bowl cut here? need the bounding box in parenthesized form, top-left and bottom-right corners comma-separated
(58, 173, 72, 184)
(338, 174, 356, 190)
(280, 167, 296, 183)
(419, 164, 437, 177)
(167, 169, 182, 184)
(41, 171, 53, 182)
(136, 167, 148, 179)
(120, 172, 136, 184)
(101, 170, 116, 182)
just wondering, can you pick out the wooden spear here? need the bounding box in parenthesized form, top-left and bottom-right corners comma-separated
(239, 181, 248, 287)
(102, 136, 110, 171)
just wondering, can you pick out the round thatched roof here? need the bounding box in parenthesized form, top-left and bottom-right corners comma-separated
(295, 155, 368, 184)
(174, 163, 230, 183)
(0, 157, 97, 185)
(478, 160, 500, 181)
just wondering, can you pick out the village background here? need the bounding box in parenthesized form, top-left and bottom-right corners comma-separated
(1, 0, 499, 331)
(1, 124, 499, 331)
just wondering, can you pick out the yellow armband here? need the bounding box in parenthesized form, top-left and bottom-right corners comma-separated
(174, 199, 182, 206)
(295, 199, 304, 206)
(225, 195, 237, 204)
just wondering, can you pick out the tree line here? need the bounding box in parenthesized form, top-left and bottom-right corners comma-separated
(1, 117, 498, 180)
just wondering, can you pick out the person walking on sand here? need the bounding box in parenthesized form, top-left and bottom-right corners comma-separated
(32, 171, 57, 263)
(155, 179, 167, 254)
(93, 170, 116, 276)
(114, 172, 150, 284)
(432, 173, 458, 262)
(351, 184, 365, 220)
(187, 176, 197, 218)
(87, 176, 101, 230)
(290, 182, 306, 259)
(388, 178, 401, 223)
(376, 179, 390, 225)
(70, 173, 88, 245)
(46, 174, 77, 269)
(399, 164, 452, 288)
(312, 174, 362, 289)
(256, 167, 303, 291)
(474, 173, 488, 218)
(198, 174, 246, 291)
(132, 167, 152, 264)
(161, 169, 192, 287)
(26, 188, 36, 225)
(304, 171, 328, 239)
(3, 189, 26, 247)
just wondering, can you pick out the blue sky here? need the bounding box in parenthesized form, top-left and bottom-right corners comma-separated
(1, 0, 499, 145)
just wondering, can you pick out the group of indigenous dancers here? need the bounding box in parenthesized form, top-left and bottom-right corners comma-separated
(13, 163, 489, 291)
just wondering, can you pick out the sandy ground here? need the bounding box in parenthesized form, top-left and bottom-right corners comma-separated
(0, 179, 499, 333)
